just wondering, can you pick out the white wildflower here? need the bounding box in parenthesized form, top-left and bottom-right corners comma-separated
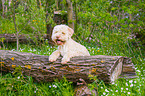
(115, 90, 118, 92)
(126, 82, 128, 86)
(29, 49, 32, 51)
(128, 92, 131, 94)
(33, 49, 36, 51)
(121, 88, 123, 90)
(105, 89, 109, 92)
(136, 70, 141, 73)
(129, 80, 133, 83)
(53, 85, 57, 88)
(112, 82, 115, 85)
(17, 76, 20, 79)
(134, 81, 137, 83)
(130, 84, 133, 87)
(103, 92, 106, 95)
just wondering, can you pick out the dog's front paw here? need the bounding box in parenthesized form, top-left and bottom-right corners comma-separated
(49, 56, 57, 62)
(61, 57, 70, 64)
(49, 50, 60, 62)
(61, 60, 68, 64)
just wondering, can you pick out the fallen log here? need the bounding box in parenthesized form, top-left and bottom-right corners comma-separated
(0, 50, 136, 84)
(0, 34, 48, 44)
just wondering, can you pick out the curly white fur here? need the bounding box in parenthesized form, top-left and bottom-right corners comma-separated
(49, 25, 90, 64)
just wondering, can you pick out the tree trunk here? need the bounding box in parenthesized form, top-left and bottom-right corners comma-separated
(46, 24, 54, 45)
(2, 0, 7, 17)
(12, 0, 19, 51)
(66, 0, 74, 29)
(0, 50, 136, 84)
(45, 0, 55, 45)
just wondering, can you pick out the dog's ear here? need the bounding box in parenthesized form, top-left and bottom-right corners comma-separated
(68, 27, 74, 37)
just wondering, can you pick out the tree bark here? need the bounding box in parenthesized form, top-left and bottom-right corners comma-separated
(0, 50, 136, 84)
(12, 0, 19, 51)
(45, 0, 55, 45)
(0, 34, 48, 44)
(2, 0, 7, 17)
(66, 0, 74, 29)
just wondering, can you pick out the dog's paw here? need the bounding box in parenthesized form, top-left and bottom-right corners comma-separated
(49, 56, 57, 62)
(61, 60, 68, 64)
(61, 57, 70, 64)
(49, 50, 60, 62)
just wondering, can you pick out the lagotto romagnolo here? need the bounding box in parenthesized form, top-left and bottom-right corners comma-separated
(49, 25, 90, 64)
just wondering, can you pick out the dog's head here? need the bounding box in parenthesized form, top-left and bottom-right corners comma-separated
(52, 25, 74, 45)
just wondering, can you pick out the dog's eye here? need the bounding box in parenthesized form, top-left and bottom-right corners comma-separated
(62, 32, 65, 35)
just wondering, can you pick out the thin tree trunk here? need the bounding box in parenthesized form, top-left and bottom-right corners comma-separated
(2, 0, 6, 17)
(39, 0, 41, 8)
(66, 0, 74, 29)
(8, 0, 12, 6)
(74, 0, 78, 34)
(12, 0, 19, 51)
(45, 0, 54, 45)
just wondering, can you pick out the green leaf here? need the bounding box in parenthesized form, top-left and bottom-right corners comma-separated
(127, 10, 132, 14)
(129, 24, 134, 27)
(111, 7, 116, 10)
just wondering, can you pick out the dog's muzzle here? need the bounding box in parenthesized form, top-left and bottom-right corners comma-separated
(55, 39, 65, 45)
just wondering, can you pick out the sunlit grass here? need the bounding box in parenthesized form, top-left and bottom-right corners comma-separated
(0, 73, 74, 96)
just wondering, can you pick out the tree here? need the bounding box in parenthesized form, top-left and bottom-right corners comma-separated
(2, 0, 12, 17)
(66, 0, 74, 29)
(12, 0, 19, 51)
(2, 0, 7, 17)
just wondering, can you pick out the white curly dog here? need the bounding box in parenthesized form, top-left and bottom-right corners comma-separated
(49, 25, 90, 64)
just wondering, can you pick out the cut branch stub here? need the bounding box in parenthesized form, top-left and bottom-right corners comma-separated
(0, 50, 136, 83)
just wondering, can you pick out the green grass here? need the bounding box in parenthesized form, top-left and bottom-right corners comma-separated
(0, 73, 74, 96)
